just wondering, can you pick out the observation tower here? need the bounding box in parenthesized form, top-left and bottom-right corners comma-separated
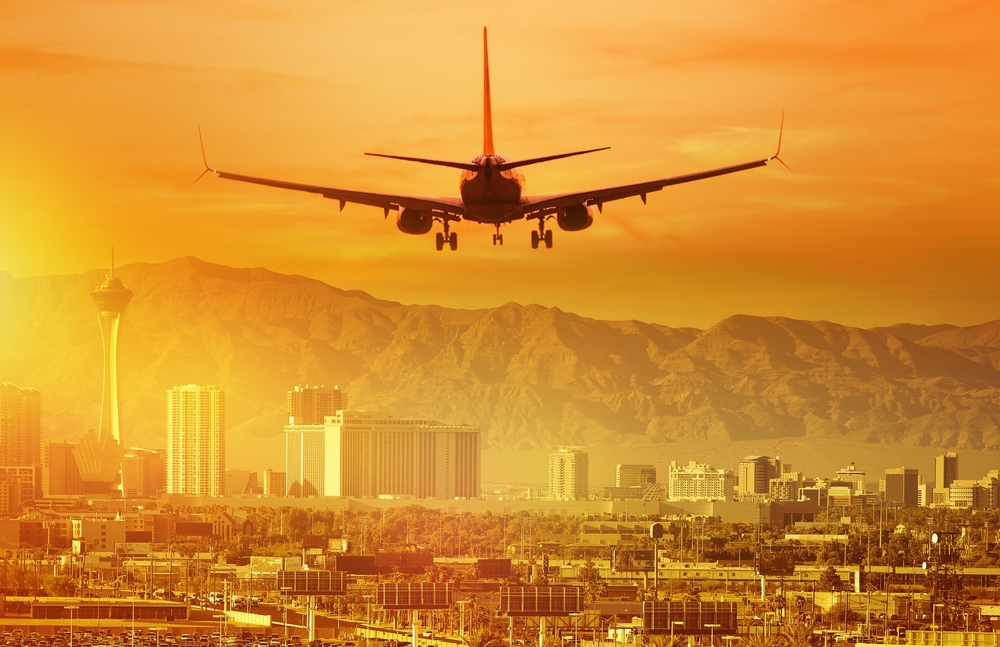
(76, 250, 132, 492)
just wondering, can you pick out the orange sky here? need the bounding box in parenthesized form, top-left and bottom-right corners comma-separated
(1, 1, 998, 329)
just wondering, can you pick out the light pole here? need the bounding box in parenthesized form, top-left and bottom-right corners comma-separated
(66, 605, 79, 647)
(671, 620, 684, 645)
(364, 594, 374, 646)
(934, 604, 945, 647)
(281, 586, 293, 638)
(213, 614, 226, 647)
(570, 613, 580, 646)
(706, 624, 721, 646)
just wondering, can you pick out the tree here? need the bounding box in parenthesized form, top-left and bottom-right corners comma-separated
(819, 566, 842, 592)
(44, 575, 78, 597)
(463, 625, 507, 647)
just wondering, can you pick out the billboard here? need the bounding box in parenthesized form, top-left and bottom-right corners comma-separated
(612, 549, 655, 572)
(756, 545, 797, 576)
(333, 555, 378, 575)
(276, 570, 347, 595)
(375, 552, 434, 574)
(477, 558, 512, 579)
(377, 582, 452, 609)
(642, 601, 738, 635)
(500, 586, 583, 616)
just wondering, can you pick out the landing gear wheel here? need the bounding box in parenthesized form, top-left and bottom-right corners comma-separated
(498, 234, 503, 245)
(544, 229, 553, 248)
(531, 230, 539, 249)
(449, 232, 458, 250)
(436, 232, 444, 251)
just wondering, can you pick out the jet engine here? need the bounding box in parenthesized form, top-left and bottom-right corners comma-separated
(396, 208, 434, 235)
(556, 204, 593, 231)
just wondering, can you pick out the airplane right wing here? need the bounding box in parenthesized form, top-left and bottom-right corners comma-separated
(521, 157, 772, 218)
(522, 115, 788, 218)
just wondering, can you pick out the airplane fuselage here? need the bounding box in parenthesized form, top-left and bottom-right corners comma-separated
(459, 155, 525, 223)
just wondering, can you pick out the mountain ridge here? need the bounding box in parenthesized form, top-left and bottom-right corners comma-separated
(2, 256, 999, 471)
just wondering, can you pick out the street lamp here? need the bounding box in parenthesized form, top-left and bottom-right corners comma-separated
(933, 604, 945, 647)
(570, 613, 580, 646)
(281, 586, 293, 638)
(670, 621, 684, 645)
(364, 594, 374, 646)
(213, 614, 226, 647)
(706, 624, 721, 646)
(66, 606, 79, 647)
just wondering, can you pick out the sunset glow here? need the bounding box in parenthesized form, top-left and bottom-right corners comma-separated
(2, 1, 999, 328)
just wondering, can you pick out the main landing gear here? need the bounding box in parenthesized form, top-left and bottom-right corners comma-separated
(435, 221, 458, 251)
(531, 219, 553, 249)
(492, 224, 504, 246)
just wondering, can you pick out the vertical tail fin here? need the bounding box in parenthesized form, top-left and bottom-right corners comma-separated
(483, 27, 495, 157)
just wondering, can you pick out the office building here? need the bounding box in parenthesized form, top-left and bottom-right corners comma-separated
(263, 469, 286, 497)
(667, 461, 734, 502)
(76, 254, 133, 492)
(42, 441, 84, 496)
(285, 424, 326, 497)
(549, 448, 589, 501)
(935, 452, 958, 489)
(287, 385, 346, 424)
(0, 383, 41, 467)
(948, 480, 989, 509)
(0, 466, 41, 514)
(121, 448, 166, 499)
(616, 464, 656, 488)
(166, 385, 225, 497)
(287, 411, 480, 499)
(738, 456, 775, 496)
(836, 461, 867, 494)
(884, 467, 919, 508)
(769, 471, 804, 502)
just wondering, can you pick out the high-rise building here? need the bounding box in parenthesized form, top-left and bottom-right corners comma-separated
(548, 448, 588, 501)
(286, 411, 480, 498)
(263, 469, 286, 497)
(122, 447, 166, 499)
(616, 464, 656, 488)
(667, 461, 734, 502)
(285, 424, 326, 497)
(166, 385, 225, 497)
(42, 441, 84, 496)
(287, 385, 346, 425)
(738, 456, 773, 496)
(836, 461, 867, 494)
(935, 452, 958, 489)
(884, 467, 919, 508)
(76, 253, 133, 493)
(0, 383, 41, 467)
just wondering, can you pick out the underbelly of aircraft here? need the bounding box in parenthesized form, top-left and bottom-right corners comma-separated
(461, 175, 522, 223)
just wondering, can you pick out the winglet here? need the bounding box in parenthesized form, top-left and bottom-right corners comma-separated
(767, 111, 791, 171)
(483, 27, 495, 157)
(194, 124, 216, 184)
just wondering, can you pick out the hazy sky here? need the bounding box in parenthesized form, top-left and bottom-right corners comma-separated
(2, 1, 998, 329)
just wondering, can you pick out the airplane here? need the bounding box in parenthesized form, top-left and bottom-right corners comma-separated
(197, 28, 787, 251)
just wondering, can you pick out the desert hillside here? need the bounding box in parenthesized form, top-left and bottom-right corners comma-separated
(2, 257, 1000, 471)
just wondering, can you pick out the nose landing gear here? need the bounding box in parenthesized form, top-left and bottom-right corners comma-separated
(492, 225, 504, 246)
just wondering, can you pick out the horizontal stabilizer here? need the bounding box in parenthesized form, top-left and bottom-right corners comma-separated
(495, 147, 609, 171)
(364, 152, 479, 172)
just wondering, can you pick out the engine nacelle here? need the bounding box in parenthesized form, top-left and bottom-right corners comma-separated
(556, 204, 594, 231)
(396, 208, 433, 235)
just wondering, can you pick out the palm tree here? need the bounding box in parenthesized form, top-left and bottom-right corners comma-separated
(783, 622, 817, 647)
(739, 633, 788, 647)
(462, 625, 508, 647)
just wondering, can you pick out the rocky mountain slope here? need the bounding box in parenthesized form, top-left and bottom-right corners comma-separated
(3, 257, 1000, 471)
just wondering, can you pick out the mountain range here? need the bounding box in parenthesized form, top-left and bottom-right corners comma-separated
(3, 256, 1000, 474)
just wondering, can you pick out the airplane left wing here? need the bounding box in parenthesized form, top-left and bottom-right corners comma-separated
(212, 169, 466, 218)
(521, 157, 771, 218)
